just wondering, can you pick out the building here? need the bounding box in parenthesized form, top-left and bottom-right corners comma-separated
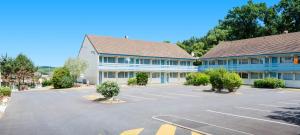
(78, 35, 197, 85)
(199, 32, 300, 88)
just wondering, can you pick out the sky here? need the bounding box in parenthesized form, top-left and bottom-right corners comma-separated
(0, 0, 279, 67)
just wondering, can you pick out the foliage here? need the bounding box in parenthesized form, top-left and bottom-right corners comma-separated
(14, 54, 37, 89)
(127, 78, 137, 86)
(52, 67, 74, 89)
(0, 87, 12, 97)
(205, 68, 228, 92)
(136, 72, 148, 86)
(37, 66, 56, 75)
(0, 55, 16, 86)
(64, 57, 88, 82)
(185, 73, 210, 86)
(42, 80, 52, 87)
(224, 72, 243, 92)
(254, 78, 285, 88)
(177, 0, 300, 60)
(96, 81, 120, 98)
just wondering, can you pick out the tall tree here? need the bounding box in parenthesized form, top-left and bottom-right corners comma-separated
(277, 0, 300, 32)
(0, 55, 16, 86)
(64, 57, 88, 82)
(14, 54, 36, 87)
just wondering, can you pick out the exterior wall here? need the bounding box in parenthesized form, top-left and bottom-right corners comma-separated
(78, 37, 99, 85)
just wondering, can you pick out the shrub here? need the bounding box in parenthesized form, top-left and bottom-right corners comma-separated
(224, 72, 243, 92)
(136, 72, 148, 85)
(0, 87, 12, 96)
(97, 81, 120, 98)
(185, 73, 210, 86)
(42, 80, 52, 87)
(254, 78, 285, 88)
(52, 67, 74, 89)
(127, 78, 137, 86)
(206, 68, 228, 92)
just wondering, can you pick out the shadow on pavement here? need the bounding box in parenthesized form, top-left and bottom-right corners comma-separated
(267, 106, 300, 125)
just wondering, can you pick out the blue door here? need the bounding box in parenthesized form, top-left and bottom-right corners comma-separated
(161, 73, 165, 83)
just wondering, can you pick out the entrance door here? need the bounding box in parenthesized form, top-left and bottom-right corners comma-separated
(166, 73, 169, 83)
(161, 73, 165, 84)
(99, 71, 102, 84)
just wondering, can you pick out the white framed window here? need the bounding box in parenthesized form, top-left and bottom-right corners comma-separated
(104, 72, 116, 78)
(280, 56, 293, 63)
(282, 73, 293, 80)
(250, 73, 263, 79)
(118, 72, 128, 78)
(239, 72, 248, 79)
(251, 58, 263, 64)
(180, 73, 187, 78)
(170, 60, 178, 65)
(180, 61, 187, 66)
(104, 57, 116, 63)
(152, 60, 160, 65)
(295, 73, 300, 80)
(239, 59, 249, 64)
(170, 72, 178, 78)
(152, 72, 160, 78)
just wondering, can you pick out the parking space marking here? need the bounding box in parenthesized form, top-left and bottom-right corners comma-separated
(120, 128, 144, 135)
(192, 131, 203, 135)
(236, 107, 271, 112)
(206, 110, 300, 127)
(277, 101, 299, 105)
(165, 93, 202, 98)
(144, 93, 176, 99)
(122, 94, 156, 100)
(155, 124, 176, 135)
(153, 115, 252, 135)
(258, 104, 282, 108)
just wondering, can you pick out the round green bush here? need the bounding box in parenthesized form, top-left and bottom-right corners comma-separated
(97, 81, 120, 98)
(42, 80, 52, 87)
(206, 68, 228, 92)
(127, 78, 137, 86)
(185, 73, 210, 86)
(52, 67, 74, 89)
(254, 78, 285, 88)
(136, 72, 148, 86)
(0, 86, 12, 96)
(224, 72, 243, 92)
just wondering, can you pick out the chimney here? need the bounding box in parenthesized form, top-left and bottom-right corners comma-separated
(124, 35, 128, 39)
(284, 30, 288, 34)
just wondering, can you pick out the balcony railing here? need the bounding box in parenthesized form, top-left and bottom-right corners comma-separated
(199, 63, 300, 72)
(99, 63, 198, 72)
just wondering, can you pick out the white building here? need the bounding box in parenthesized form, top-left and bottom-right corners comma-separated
(78, 35, 197, 85)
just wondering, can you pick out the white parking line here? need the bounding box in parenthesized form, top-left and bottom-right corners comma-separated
(258, 104, 282, 108)
(166, 93, 202, 98)
(122, 94, 156, 100)
(206, 110, 300, 127)
(153, 115, 254, 135)
(236, 107, 271, 112)
(143, 93, 176, 99)
(277, 102, 299, 105)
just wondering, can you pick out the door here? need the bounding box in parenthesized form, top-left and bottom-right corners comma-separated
(166, 73, 169, 83)
(161, 73, 165, 84)
(99, 71, 102, 84)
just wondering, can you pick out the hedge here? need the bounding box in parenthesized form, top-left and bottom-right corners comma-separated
(0, 87, 12, 97)
(254, 78, 285, 88)
(185, 73, 210, 86)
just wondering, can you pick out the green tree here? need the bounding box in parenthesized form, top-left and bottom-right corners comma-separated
(14, 54, 36, 88)
(277, 0, 300, 32)
(52, 67, 74, 89)
(64, 57, 88, 82)
(0, 55, 16, 86)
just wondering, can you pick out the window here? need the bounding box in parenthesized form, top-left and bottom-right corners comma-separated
(187, 61, 191, 66)
(203, 61, 208, 65)
(170, 72, 178, 78)
(251, 58, 263, 64)
(218, 60, 226, 65)
(136, 59, 140, 64)
(104, 72, 116, 78)
(99, 56, 103, 63)
(170, 60, 178, 65)
(280, 56, 293, 63)
(118, 58, 125, 63)
(209, 60, 216, 65)
(104, 57, 116, 63)
(265, 58, 270, 64)
(239, 73, 248, 79)
(180, 61, 187, 66)
(129, 58, 134, 64)
(250, 73, 263, 79)
(295, 73, 300, 80)
(180, 73, 187, 78)
(152, 60, 160, 65)
(282, 73, 293, 80)
(140, 59, 150, 64)
(272, 57, 278, 63)
(239, 59, 248, 64)
(152, 72, 160, 78)
(118, 72, 128, 78)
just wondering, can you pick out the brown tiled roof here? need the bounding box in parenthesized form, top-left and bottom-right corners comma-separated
(86, 35, 195, 59)
(201, 32, 300, 59)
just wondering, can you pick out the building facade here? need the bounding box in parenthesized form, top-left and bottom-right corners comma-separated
(199, 32, 300, 88)
(78, 35, 197, 85)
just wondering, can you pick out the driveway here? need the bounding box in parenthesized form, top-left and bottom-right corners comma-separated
(0, 85, 299, 135)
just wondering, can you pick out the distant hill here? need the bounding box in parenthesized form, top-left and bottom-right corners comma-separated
(37, 66, 56, 75)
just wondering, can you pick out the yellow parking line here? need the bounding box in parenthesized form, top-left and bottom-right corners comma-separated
(156, 124, 176, 135)
(191, 131, 203, 135)
(120, 128, 144, 135)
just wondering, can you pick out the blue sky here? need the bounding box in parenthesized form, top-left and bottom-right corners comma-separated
(0, 0, 279, 67)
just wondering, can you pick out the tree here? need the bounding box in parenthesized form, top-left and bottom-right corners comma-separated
(64, 57, 88, 82)
(277, 0, 300, 32)
(14, 54, 36, 88)
(0, 55, 16, 86)
(52, 67, 73, 89)
(163, 40, 171, 43)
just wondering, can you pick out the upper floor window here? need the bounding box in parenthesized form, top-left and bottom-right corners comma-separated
(218, 60, 226, 65)
(239, 59, 249, 64)
(118, 58, 125, 63)
(152, 60, 160, 65)
(280, 56, 293, 63)
(170, 60, 178, 65)
(209, 60, 216, 65)
(251, 58, 263, 64)
(104, 57, 116, 63)
(187, 61, 191, 66)
(180, 61, 187, 66)
(140, 59, 150, 64)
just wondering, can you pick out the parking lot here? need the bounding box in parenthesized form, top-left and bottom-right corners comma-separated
(0, 85, 299, 135)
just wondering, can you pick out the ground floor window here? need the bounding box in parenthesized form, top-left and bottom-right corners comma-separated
(170, 72, 178, 78)
(282, 73, 293, 80)
(118, 72, 128, 78)
(104, 72, 116, 78)
(180, 73, 187, 78)
(152, 72, 160, 78)
(239, 72, 248, 79)
(250, 72, 263, 79)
